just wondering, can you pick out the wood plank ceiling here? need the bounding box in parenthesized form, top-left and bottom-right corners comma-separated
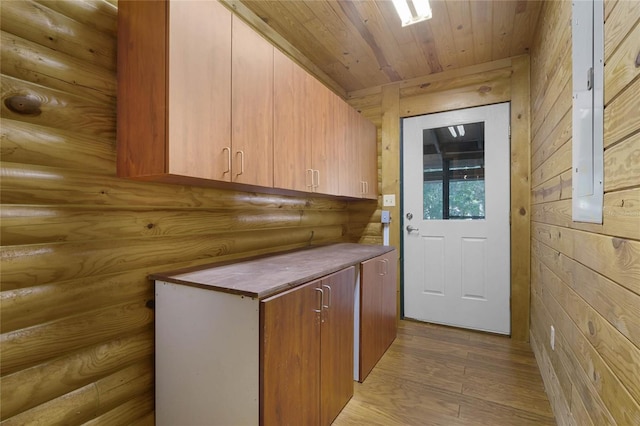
(239, 0, 543, 93)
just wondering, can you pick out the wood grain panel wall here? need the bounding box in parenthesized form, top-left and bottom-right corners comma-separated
(346, 56, 532, 341)
(529, 1, 640, 424)
(0, 0, 377, 423)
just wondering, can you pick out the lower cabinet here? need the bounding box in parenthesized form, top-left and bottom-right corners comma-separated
(359, 249, 398, 382)
(261, 267, 355, 426)
(155, 266, 355, 426)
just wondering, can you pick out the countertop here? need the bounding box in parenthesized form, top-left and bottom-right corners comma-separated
(150, 243, 395, 299)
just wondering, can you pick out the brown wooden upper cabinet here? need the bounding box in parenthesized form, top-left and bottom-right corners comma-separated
(360, 120, 378, 199)
(272, 47, 378, 200)
(117, 0, 232, 184)
(232, 16, 273, 187)
(273, 49, 311, 193)
(118, 0, 375, 199)
(338, 106, 377, 199)
(273, 50, 341, 196)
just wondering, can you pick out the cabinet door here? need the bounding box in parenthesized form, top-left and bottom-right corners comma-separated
(359, 255, 384, 381)
(309, 77, 340, 196)
(338, 105, 362, 198)
(232, 16, 273, 187)
(167, 0, 232, 181)
(359, 250, 397, 381)
(261, 280, 321, 426)
(381, 250, 398, 354)
(360, 119, 378, 200)
(327, 92, 346, 195)
(320, 267, 355, 425)
(273, 50, 310, 192)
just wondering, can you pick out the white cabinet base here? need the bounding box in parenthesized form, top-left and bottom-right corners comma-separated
(155, 281, 259, 425)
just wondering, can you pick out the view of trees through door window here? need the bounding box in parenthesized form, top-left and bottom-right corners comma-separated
(422, 122, 486, 220)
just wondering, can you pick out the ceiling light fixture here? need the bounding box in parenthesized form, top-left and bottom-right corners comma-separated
(456, 125, 465, 136)
(391, 0, 433, 27)
(448, 126, 457, 138)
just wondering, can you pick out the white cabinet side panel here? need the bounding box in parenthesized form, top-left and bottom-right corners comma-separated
(155, 281, 259, 426)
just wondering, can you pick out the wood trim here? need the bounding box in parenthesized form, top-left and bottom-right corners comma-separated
(509, 55, 531, 341)
(380, 85, 401, 317)
(348, 57, 513, 99)
(398, 76, 511, 118)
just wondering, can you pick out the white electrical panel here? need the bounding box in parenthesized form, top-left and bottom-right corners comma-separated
(571, 0, 604, 223)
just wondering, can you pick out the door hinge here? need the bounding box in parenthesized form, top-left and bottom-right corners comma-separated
(508, 126, 511, 139)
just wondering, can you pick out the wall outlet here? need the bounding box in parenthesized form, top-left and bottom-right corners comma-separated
(383, 194, 396, 207)
(550, 325, 555, 350)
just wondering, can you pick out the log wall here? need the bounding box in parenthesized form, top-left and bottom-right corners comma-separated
(529, 1, 640, 424)
(0, 1, 377, 423)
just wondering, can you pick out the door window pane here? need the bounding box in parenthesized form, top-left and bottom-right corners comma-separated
(422, 122, 485, 220)
(423, 181, 443, 219)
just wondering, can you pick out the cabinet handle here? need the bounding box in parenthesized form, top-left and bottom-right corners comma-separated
(236, 150, 245, 176)
(313, 169, 320, 190)
(322, 284, 331, 308)
(314, 287, 324, 313)
(306, 169, 314, 189)
(382, 259, 388, 275)
(364, 181, 369, 195)
(222, 147, 231, 174)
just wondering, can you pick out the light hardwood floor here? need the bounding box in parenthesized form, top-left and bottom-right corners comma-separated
(334, 320, 556, 425)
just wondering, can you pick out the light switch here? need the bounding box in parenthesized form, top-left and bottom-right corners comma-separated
(383, 194, 396, 206)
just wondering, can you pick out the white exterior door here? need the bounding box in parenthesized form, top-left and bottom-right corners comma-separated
(402, 103, 511, 334)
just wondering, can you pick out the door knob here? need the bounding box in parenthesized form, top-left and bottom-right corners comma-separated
(406, 225, 419, 233)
